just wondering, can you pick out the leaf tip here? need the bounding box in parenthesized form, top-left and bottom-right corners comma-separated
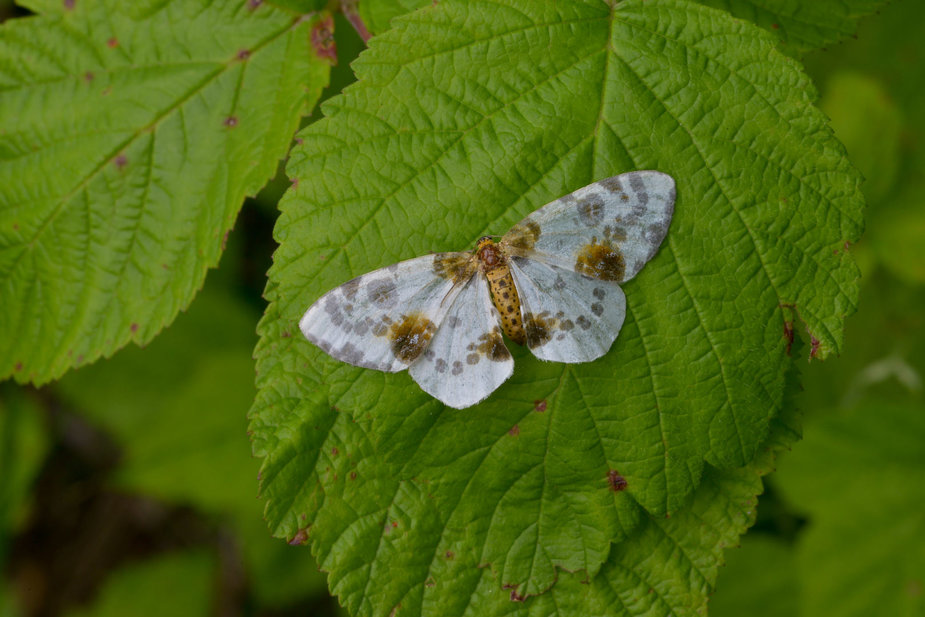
(288, 527, 310, 545)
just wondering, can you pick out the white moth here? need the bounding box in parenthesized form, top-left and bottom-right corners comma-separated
(300, 170, 676, 408)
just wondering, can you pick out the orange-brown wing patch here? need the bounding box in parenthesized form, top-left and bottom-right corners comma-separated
(574, 239, 625, 282)
(388, 312, 437, 363)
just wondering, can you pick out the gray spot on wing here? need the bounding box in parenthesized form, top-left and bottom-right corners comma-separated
(629, 174, 650, 207)
(342, 277, 361, 301)
(599, 176, 624, 193)
(576, 315, 592, 330)
(435, 358, 447, 373)
(323, 296, 344, 326)
(593, 287, 606, 299)
(337, 342, 365, 365)
(367, 279, 398, 308)
(577, 194, 605, 226)
(451, 361, 463, 376)
(591, 303, 604, 317)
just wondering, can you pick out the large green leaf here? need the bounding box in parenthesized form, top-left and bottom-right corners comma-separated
(775, 401, 925, 617)
(360, 0, 890, 54)
(693, 0, 890, 55)
(251, 0, 860, 612)
(0, 0, 330, 384)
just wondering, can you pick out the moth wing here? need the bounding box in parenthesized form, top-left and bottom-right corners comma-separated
(503, 170, 675, 283)
(409, 272, 513, 409)
(300, 252, 476, 373)
(508, 257, 626, 363)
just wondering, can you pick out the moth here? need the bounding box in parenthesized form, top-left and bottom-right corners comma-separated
(300, 170, 676, 408)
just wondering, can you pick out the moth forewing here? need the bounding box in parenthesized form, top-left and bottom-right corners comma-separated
(501, 170, 675, 283)
(299, 253, 472, 373)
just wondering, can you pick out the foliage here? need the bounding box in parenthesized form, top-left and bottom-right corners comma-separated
(0, 0, 331, 384)
(1, 0, 920, 615)
(251, 0, 863, 614)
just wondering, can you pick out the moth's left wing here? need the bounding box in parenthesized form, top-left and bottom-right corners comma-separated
(508, 257, 626, 363)
(502, 170, 675, 283)
(409, 272, 513, 409)
(299, 253, 475, 372)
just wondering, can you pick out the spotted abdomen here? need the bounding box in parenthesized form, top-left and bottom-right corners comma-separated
(485, 266, 524, 345)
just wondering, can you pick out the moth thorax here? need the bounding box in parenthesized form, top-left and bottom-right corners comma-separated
(476, 237, 505, 272)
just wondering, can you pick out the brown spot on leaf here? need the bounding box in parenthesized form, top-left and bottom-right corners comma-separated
(84, 71, 94, 82)
(311, 15, 337, 64)
(130, 323, 138, 333)
(14, 362, 23, 372)
(445, 551, 454, 560)
(508, 424, 520, 436)
(224, 116, 238, 128)
(247, 0, 262, 9)
(237, 49, 251, 60)
(331, 447, 338, 456)
(607, 470, 628, 492)
(575, 241, 625, 281)
(350, 471, 357, 480)
(783, 321, 794, 356)
(534, 399, 547, 412)
(114, 154, 127, 169)
(388, 313, 436, 363)
(288, 528, 309, 545)
(810, 336, 821, 360)
(107, 37, 118, 48)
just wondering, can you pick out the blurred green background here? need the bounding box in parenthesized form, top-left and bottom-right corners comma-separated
(2, 1, 924, 615)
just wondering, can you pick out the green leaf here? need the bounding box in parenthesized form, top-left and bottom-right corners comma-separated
(252, 0, 860, 610)
(775, 401, 925, 617)
(358, 0, 891, 52)
(692, 0, 891, 55)
(358, 0, 431, 33)
(0, 0, 331, 384)
(66, 550, 215, 617)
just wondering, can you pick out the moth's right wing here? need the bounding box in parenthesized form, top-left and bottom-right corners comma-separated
(409, 272, 514, 409)
(502, 170, 675, 283)
(299, 252, 476, 372)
